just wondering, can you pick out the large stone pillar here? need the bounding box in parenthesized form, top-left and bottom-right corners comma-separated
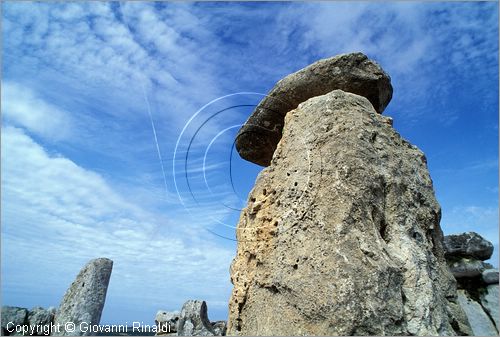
(54, 258, 113, 336)
(228, 53, 470, 335)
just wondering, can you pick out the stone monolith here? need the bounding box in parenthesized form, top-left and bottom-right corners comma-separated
(228, 86, 470, 335)
(177, 300, 215, 336)
(54, 258, 113, 336)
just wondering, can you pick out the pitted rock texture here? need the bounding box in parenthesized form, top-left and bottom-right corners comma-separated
(54, 258, 113, 336)
(235, 52, 393, 166)
(228, 90, 468, 335)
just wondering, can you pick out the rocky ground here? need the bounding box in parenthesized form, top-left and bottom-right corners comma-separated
(2, 232, 496, 336)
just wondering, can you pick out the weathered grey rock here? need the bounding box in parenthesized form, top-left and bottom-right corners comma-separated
(228, 90, 469, 335)
(177, 300, 214, 336)
(447, 300, 474, 336)
(481, 285, 499, 330)
(27, 307, 55, 336)
(211, 321, 227, 336)
(54, 258, 113, 336)
(235, 52, 393, 166)
(1, 306, 28, 336)
(447, 257, 485, 278)
(444, 232, 494, 261)
(155, 310, 179, 335)
(183, 321, 195, 335)
(458, 289, 498, 335)
(483, 268, 500, 284)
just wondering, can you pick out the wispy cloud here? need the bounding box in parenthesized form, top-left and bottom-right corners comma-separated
(1, 1, 497, 325)
(441, 205, 499, 266)
(442, 205, 499, 242)
(1, 126, 235, 321)
(259, 2, 498, 125)
(2, 2, 225, 135)
(434, 158, 499, 175)
(2, 82, 73, 141)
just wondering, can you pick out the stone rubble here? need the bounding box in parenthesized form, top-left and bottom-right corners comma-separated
(155, 301, 226, 336)
(1, 306, 29, 336)
(155, 310, 180, 335)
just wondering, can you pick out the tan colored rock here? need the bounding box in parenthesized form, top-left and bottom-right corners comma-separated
(228, 90, 469, 335)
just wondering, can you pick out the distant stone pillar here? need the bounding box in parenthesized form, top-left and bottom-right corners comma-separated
(54, 258, 113, 336)
(177, 300, 215, 336)
(228, 53, 470, 335)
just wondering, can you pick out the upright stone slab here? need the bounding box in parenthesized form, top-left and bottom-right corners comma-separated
(177, 300, 215, 336)
(228, 87, 470, 335)
(54, 258, 113, 336)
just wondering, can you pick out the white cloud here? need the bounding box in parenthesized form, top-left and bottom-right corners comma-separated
(1, 126, 235, 322)
(1, 1, 497, 323)
(2, 81, 73, 140)
(441, 205, 499, 267)
(285, 2, 498, 124)
(441, 205, 498, 244)
(2, 1, 252, 195)
(295, 2, 497, 75)
(2, 2, 223, 129)
(434, 158, 498, 175)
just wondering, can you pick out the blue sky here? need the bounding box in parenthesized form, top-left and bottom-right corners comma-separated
(1, 1, 498, 325)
